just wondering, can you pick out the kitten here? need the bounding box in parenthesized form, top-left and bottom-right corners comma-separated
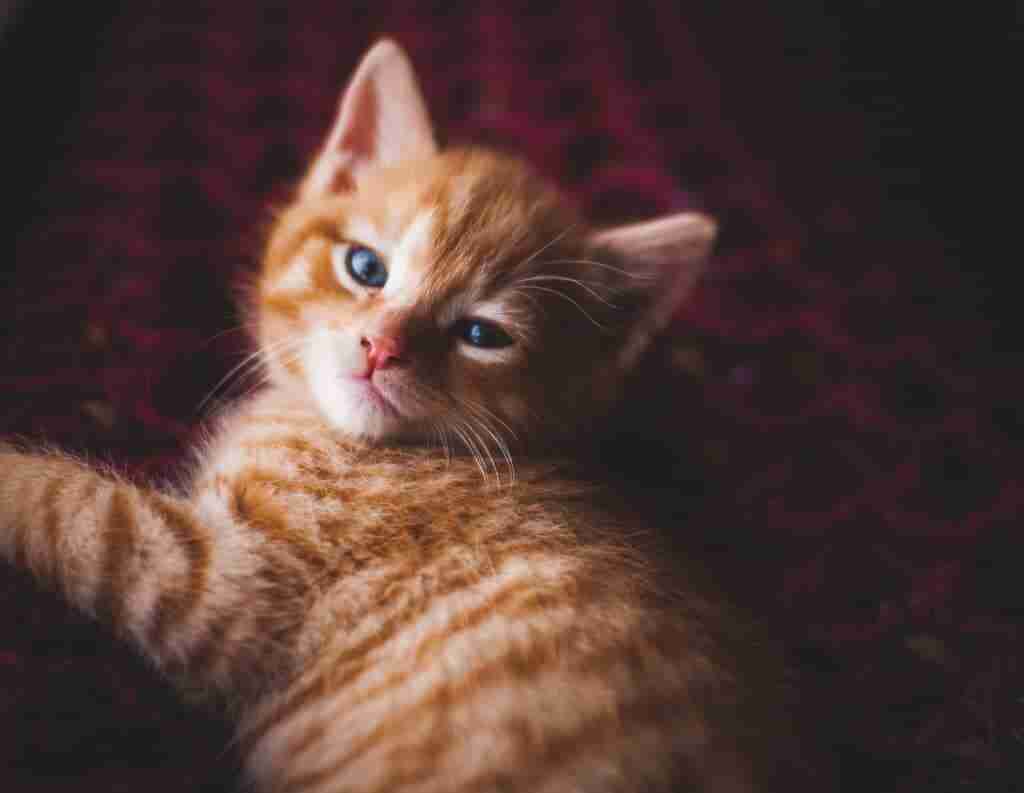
(1, 40, 811, 792)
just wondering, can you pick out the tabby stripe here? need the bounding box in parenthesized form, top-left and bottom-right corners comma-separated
(38, 477, 67, 577)
(238, 563, 492, 752)
(230, 471, 328, 573)
(184, 608, 240, 679)
(237, 438, 335, 480)
(245, 467, 341, 509)
(256, 561, 485, 701)
(145, 497, 210, 650)
(464, 691, 701, 793)
(265, 212, 331, 276)
(278, 437, 334, 472)
(13, 476, 62, 571)
(220, 555, 315, 697)
(292, 697, 689, 793)
(58, 478, 102, 590)
(94, 487, 136, 629)
(282, 620, 636, 791)
(261, 292, 304, 319)
(404, 693, 689, 793)
(244, 551, 562, 750)
(284, 578, 550, 759)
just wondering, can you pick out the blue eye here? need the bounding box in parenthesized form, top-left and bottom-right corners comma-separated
(344, 245, 387, 288)
(454, 319, 514, 349)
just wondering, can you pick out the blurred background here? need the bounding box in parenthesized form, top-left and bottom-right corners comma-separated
(0, 2, 1020, 791)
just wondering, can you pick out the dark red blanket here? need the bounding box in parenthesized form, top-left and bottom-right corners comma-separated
(1, 2, 1019, 791)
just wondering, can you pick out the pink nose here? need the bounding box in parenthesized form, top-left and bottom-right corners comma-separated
(360, 335, 404, 374)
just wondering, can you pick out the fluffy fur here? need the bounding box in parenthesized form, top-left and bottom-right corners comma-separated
(0, 40, 810, 792)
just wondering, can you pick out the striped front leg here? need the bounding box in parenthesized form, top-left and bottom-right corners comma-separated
(0, 449, 299, 701)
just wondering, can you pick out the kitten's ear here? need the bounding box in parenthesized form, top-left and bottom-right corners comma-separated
(301, 39, 437, 198)
(589, 212, 717, 371)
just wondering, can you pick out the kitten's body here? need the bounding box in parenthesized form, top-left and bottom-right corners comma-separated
(0, 41, 811, 792)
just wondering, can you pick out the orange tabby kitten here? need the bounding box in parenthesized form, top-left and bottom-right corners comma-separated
(0, 41, 810, 792)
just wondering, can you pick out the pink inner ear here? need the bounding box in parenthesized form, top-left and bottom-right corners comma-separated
(302, 39, 438, 199)
(332, 56, 391, 172)
(337, 84, 378, 168)
(590, 212, 717, 372)
(591, 213, 717, 276)
(312, 81, 378, 195)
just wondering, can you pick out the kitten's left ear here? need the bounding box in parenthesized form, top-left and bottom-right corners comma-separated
(301, 39, 438, 198)
(589, 212, 717, 370)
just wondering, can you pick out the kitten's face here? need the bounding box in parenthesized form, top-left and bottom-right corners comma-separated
(254, 40, 714, 450)
(259, 150, 612, 444)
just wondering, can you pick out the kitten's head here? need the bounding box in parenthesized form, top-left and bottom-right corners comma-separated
(257, 40, 714, 450)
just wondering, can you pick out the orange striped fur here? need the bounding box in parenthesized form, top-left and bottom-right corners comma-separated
(0, 40, 817, 792)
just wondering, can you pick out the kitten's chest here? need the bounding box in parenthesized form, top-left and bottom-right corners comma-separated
(197, 396, 548, 567)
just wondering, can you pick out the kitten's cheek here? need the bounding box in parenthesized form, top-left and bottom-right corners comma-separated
(263, 329, 309, 386)
(307, 325, 360, 377)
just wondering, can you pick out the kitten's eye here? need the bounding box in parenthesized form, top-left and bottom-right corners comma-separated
(334, 244, 387, 288)
(453, 319, 514, 349)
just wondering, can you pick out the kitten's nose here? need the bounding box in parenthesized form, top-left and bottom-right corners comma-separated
(360, 335, 405, 373)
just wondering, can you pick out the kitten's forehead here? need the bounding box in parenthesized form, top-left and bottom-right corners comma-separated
(358, 148, 580, 305)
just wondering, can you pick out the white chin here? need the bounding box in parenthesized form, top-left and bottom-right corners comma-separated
(314, 379, 407, 440)
(305, 336, 403, 440)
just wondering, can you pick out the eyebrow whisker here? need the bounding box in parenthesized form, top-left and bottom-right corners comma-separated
(514, 275, 618, 308)
(515, 285, 610, 331)
(518, 225, 578, 271)
(538, 258, 656, 279)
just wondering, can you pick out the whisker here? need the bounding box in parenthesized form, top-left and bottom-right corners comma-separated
(428, 421, 452, 464)
(518, 225, 577, 270)
(224, 366, 282, 412)
(467, 420, 502, 485)
(436, 423, 452, 464)
(458, 418, 498, 483)
(537, 258, 656, 279)
(197, 322, 257, 350)
(197, 335, 307, 416)
(464, 410, 515, 486)
(457, 396, 521, 446)
(451, 422, 491, 484)
(507, 287, 544, 312)
(453, 397, 517, 486)
(516, 285, 609, 330)
(515, 275, 618, 308)
(197, 351, 266, 413)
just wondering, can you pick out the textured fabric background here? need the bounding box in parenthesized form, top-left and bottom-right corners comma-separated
(1, 2, 1019, 791)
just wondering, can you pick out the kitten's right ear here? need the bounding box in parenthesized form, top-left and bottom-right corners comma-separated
(589, 212, 717, 372)
(301, 39, 438, 198)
